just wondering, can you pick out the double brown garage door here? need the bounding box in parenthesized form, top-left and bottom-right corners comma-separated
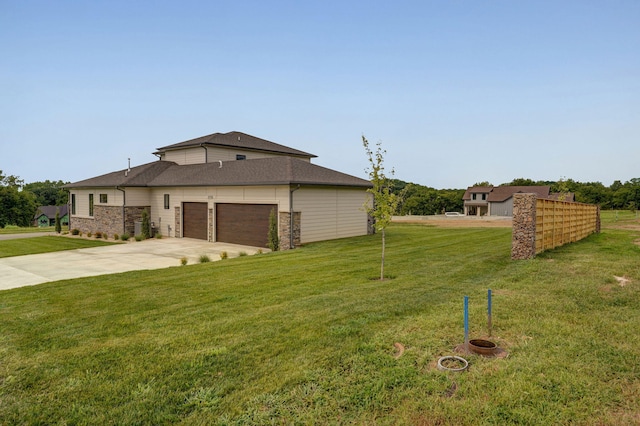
(182, 202, 276, 247)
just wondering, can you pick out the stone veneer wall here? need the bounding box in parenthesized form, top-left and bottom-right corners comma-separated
(70, 205, 124, 237)
(70, 205, 151, 237)
(367, 214, 376, 235)
(174, 206, 181, 238)
(279, 211, 301, 250)
(124, 206, 149, 236)
(511, 194, 538, 260)
(208, 208, 214, 242)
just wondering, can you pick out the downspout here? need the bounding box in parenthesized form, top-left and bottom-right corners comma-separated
(200, 144, 208, 163)
(116, 186, 126, 234)
(289, 184, 301, 249)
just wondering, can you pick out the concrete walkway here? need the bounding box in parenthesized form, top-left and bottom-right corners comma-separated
(0, 237, 264, 291)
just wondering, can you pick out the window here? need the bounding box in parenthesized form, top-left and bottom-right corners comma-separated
(482, 193, 487, 200)
(472, 194, 477, 200)
(89, 194, 94, 216)
(164, 194, 170, 209)
(236, 154, 246, 160)
(71, 194, 76, 215)
(100, 194, 108, 203)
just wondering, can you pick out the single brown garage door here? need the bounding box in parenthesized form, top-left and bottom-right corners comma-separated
(183, 202, 208, 240)
(216, 203, 276, 247)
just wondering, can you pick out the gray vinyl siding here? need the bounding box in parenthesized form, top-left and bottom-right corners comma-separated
(490, 199, 514, 216)
(295, 187, 370, 244)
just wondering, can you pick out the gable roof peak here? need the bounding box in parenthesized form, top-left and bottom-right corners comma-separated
(155, 131, 317, 159)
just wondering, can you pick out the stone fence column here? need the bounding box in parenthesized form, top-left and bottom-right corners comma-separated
(279, 211, 301, 250)
(511, 193, 537, 260)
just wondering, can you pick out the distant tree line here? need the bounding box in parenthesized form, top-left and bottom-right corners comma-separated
(504, 177, 640, 210)
(390, 180, 466, 215)
(0, 170, 68, 228)
(390, 177, 640, 216)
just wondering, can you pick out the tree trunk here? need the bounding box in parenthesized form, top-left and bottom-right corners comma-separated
(380, 228, 386, 280)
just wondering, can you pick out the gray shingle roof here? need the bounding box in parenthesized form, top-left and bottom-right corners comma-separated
(155, 131, 317, 159)
(463, 185, 554, 202)
(66, 158, 371, 189)
(65, 161, 175, 188)
(34, 205, 69, 219)
(487, 186, 550, 202)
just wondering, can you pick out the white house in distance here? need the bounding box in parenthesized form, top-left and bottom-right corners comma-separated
(65, 131, 373, 249)
(463, 185, 574, 217)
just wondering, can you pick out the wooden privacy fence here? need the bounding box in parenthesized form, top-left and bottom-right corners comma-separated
(511, 193, 600, 260)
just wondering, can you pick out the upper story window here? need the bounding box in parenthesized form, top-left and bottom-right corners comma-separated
(100, 194, 108, 203)
(482, 194, 487, 200)
(71, 194, 76, 215)
(236, 154, 246, 160)
(472, 194, 477, 200)
(164, 194, 170, 209)
(89, 194, 94, 217)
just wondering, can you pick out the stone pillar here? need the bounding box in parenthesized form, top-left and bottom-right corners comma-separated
(175, 206, 181, 238)
(208, 208, 213, 242)
(367, 214, 376, 235)
(279, 211, 301, 250)
(511, 193, 537, 260)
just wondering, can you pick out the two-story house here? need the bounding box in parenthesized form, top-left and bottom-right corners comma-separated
(65, 131, 373, 249)
(463, 185, 574, 217)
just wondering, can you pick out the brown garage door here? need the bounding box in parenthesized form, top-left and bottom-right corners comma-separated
(183, 202, 208, 240)
(216, 203, 276, 247)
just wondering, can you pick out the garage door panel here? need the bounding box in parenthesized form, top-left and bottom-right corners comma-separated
(183, 202, 208, 240)
(216, 204, 275, 247)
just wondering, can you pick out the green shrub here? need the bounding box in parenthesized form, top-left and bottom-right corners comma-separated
(71, 229, 80, 235)
(135, 235, 143, 242)
(220, 251, 228, 260)
(239, 251, 248, 257)
(55, 211, 61, 234)
(120, 233, 130, 241)
(155, 233, 163, 239)
(95, 231, 103, 239)
(87, 232, 92, 238)
(180, 257, 188, 266)
(113, 233, 119, 240)
(267, 208, 279, 251)
(199, 254, 211, 263)
(256, 249, 263, 255)
(141, 209, 151, 239)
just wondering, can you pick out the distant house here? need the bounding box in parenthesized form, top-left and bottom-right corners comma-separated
(65, 131, 373, 249)
(34, 205, 69, 227)
(463, 186, 575, 217)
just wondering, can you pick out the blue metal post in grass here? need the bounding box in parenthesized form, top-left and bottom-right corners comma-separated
(488, 289, 493, 337)
(464, 296, 469, 353)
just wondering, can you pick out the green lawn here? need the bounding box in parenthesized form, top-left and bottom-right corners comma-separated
(0, 225, 68, 234)
(0, 236, 116, 258)
(1, 224, 639, 425)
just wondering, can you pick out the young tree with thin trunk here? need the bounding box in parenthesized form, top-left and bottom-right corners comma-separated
(362, 136, 402, 281)
(55, 209, 61, 233)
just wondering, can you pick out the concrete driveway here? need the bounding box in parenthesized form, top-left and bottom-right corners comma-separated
(0, 237, 264, 291)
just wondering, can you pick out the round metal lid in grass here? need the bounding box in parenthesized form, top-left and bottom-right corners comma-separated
(437, 355, 469, 372)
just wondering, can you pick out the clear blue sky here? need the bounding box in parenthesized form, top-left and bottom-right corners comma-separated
(1, 0, 638, 189)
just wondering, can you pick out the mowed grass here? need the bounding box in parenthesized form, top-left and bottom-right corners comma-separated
(0, 236, 116, 258)
(1, 223, 639, 424)
(0, 225, 68, 234)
